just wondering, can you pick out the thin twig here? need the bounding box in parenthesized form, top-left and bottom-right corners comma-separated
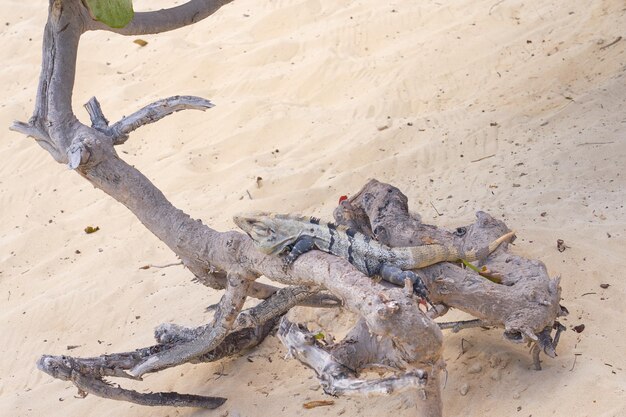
(599, 36, 622, 50)
(576, 141, 614, 146)
(470, 154, 496, 163)
(140, 262, 183, 270)
(84, 96, 214, 145)
(430, 202, 443, 216)
(456, 338, 473, 359)
(439, 319, 488, 332)
(488, 0, 507, 15)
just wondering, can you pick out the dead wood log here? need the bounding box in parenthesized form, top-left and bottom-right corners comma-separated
(276, 180, 565, 415)
(333, 179, 568, 368)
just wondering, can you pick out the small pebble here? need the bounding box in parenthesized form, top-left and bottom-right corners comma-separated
(489, 353, 510, 369)
(490, 370, 501, 381)
(513, 391, 521, 399)
(459, 383, 469, 396)
(468, 363, 482, 374)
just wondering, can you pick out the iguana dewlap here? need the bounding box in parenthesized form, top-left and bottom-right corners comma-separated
(234, 212, 515, 305)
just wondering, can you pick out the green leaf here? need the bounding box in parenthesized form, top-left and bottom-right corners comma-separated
(84, 226, 100, 234)
(460, 258, 481, 273)
(83, 0, 134, 29)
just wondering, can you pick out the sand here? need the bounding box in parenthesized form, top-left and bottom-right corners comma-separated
(1, 0, 625, 416)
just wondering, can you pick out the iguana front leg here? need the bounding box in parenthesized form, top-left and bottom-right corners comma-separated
(285, 237, 434, 308)
(379, 264, 434, 308)
(284, 235, 316, 265)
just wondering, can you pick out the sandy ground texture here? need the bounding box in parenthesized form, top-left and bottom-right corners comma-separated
(1, 0, 625, 416)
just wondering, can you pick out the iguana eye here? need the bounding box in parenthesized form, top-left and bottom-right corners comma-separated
(256, 227, 272, 237)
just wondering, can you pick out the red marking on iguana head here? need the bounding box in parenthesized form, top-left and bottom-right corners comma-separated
(338, 195, 348, 203)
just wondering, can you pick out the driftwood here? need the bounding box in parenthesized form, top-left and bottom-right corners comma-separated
(333, 179, 568, 363)
(11, 1, 565, 416)
(274, 180, 566, 413)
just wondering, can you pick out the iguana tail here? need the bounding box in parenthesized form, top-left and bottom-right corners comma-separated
(462, 230, 516, 262)
(397, 230, 515, 269)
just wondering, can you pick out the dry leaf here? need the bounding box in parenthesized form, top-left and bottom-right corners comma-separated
(303, 400, 335, 409)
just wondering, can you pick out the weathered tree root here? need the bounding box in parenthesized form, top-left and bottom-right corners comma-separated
(37, 355, 227, 409)
(278, 317, 431, 397)
(332, 179, 567, 368)
(36, 285, 324, 408)
(274, 180, 566, 414)
(36, 321, 276, 409)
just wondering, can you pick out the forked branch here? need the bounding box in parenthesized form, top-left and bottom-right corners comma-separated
(36, 285, 315, 407)
(130, 272, 251, 377)
(38, 355, 227, 409)
(85, 95, 214, 145)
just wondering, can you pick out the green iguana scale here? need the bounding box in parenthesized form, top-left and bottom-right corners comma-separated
(234, 212, 515, 306)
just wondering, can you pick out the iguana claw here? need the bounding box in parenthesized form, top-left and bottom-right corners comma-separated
(406, 271, 435, 309)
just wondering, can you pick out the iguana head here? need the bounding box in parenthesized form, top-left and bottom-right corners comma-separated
(233, 211, 300, 255)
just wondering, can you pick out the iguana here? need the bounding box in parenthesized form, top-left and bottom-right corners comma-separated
(234, 212, 515, 306)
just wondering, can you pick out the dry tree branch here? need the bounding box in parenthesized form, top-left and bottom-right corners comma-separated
(38, 355, 228, 409)
(84, 95, 214, 145)
(84, 0, 236, 35)
(36, 286, 316, 408)
(130, 271, 252, 377)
